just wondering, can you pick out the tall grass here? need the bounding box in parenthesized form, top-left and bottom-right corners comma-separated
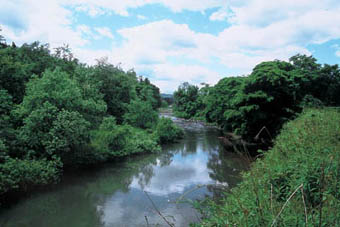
(194, 108, 340, 226)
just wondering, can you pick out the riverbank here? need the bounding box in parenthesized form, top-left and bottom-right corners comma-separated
(0, 113, 184, 208)
(195, 108, 340, 226)
(0, 115, 248, 226)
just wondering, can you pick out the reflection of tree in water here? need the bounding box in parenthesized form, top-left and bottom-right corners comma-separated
(2, 151, 175, 227)
(137, 165, 154, 190)
(183, 132, 198, 155)
(163, 128, 215, 157)
(0, 183, 105, 227)
(1, 118, 251, 227)
(158, 151, 174, 167)
(206, 149, 249, 199)
(166, 118, 220, 156)
(201, 128, 222, 154)
(132, 150, 174, 189)
(162, 139, 185, 155)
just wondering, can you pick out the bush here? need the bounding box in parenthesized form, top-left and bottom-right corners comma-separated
(161, 100, 168, 108)
(91, 117, 160, 159)
(123, 100, 158, 129)
(0, 157, 61, 196)
(154, 117, 184, 144)
(196, 108, 340, 226)
(300, 94, 324, 108)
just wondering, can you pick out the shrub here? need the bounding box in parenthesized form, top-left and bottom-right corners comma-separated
(300, 94, 324, 108)
(91, 117, 160, 159)
(123, 100, 158, 129)
(154, 117, 184, 144)
(0, 157, 61, 196)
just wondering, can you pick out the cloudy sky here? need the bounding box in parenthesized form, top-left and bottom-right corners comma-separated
(1, 0, 340, 93)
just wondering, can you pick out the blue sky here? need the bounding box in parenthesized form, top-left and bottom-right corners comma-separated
(1, 0, 340, 93)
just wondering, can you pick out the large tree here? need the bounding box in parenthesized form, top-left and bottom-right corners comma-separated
(173, 82, 203, 118)
(93, 60, 137, 123)
(16, 68, 106, 160)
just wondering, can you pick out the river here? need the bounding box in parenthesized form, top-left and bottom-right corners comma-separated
(0, 114, 248, 227)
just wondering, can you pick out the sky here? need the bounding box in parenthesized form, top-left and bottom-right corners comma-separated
(1, 0, 340, 93)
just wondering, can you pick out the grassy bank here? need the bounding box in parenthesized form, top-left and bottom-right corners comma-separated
(195, 108, 340, 226)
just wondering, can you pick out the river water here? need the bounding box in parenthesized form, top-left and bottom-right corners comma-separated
(0, 115, 248, 227)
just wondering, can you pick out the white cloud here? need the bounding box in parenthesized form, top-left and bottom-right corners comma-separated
(73, 48, 112, 65)
(77, 25, 91, 35)
(226, 0, 339, 26)
(150, 64, 221, 93)
(156, 0, 224, 13)
(137, 15, 147, 20)
(2, 0, 340, 92)
(209, 7, 231, 21)
(72, 9, 337, 91)
(0, 0, 87, 49)
(66, 0, 225, 17)
(333, 45, 340, 57)
(75, 5, 106, 17)
(336, 50, 340, 57)
(94, 27, 114, 39)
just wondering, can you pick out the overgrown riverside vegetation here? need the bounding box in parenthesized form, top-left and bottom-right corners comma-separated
(172, 55, 340, 225)
(0, 36, 183, 204)
(195, 108, 340, 226)
(173, 55, 340, 139)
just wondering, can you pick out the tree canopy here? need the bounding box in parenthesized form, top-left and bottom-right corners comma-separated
(174, 54, 340, 138)
(0, 37, 183, 201)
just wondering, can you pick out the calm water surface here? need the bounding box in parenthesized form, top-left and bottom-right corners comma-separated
(0, 115, 248, 227)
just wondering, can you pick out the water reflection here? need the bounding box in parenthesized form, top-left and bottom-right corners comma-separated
(0, 117, 248, 227)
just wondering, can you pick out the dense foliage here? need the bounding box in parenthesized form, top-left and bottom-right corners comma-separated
(195, 108, 340, 226)
(0, 36, 183, 202)
(173, 82, 204, 119)
(173, 55, 340, 138)
(154, 117, 184, 144)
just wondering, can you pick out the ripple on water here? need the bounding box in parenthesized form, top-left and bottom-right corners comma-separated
(0, 116, 248, 227)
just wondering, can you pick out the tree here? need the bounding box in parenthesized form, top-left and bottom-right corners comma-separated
(204, 77, 245, 127)
(203, 61, 304, 137)
(53, 44, 79, 75)
(173, 82, 203, 118)
(93, 61, 137, 123)
(0, 90, 14, 158)
(239, 60, 301, 136)
(16, 68, 105, 160)
(290, 54, 340, 106)
(136, 77, 162, 109)
(123, 100, 158, 129)
(319, 64, 340, 106)
(0, 47, 33, 103)
(0, 27, 6, 48)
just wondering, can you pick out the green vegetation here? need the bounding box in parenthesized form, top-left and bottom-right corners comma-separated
(123, 100, 158, 129)
(195, 108, 340, 226)
(174, 55, 340, 139)
(154, 117, 184, 144)
(171, 54, 340, 226)
(173, 82, 203, 119)
(0, 36, 183, 203)
(161, 93, 174, 106)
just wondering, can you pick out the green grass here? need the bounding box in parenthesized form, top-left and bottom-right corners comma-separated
(194, 108, 340, 226)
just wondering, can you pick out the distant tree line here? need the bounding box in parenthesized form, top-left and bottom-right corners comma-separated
(161, 93, 174, 106)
